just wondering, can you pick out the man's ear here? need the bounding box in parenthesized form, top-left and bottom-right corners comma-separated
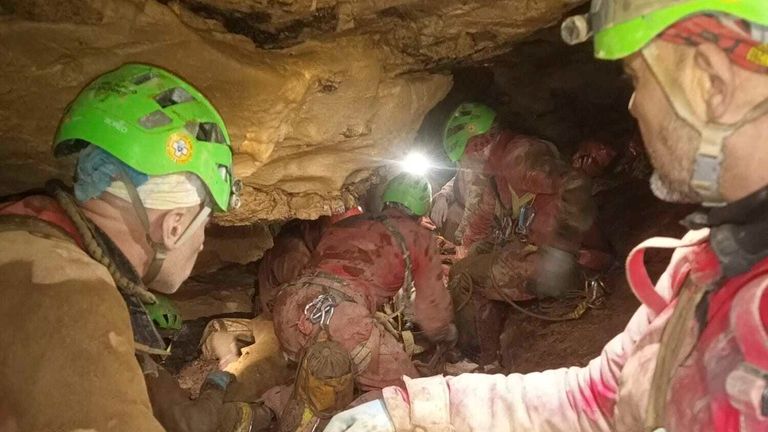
(160, 208, 188, 250)
(694, 42, 736, 121)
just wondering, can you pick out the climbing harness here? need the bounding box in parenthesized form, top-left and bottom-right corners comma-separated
(490, 180, 536, 246)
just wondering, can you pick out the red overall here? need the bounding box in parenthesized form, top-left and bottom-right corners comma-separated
(271, 208, 453, 392)
(381, 229, 768, 431)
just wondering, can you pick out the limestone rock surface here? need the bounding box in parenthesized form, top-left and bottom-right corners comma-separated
(0, 0, 583, 223)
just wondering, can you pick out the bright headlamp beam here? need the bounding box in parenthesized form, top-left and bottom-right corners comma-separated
(400, 152, 431, 176)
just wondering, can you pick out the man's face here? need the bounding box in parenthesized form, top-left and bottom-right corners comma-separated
(624, 46, 702, 203)
(149, 207, 209, 294)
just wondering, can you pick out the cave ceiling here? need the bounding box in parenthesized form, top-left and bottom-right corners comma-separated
(0, 0, 585, 224)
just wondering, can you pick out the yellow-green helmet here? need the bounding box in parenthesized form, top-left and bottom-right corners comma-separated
(562, 0, 768, 60)
(54, 64, 236, 212)
(443, 103, 497, 162)
(144, 294, 182, 332)
(382, 173, 433, 217)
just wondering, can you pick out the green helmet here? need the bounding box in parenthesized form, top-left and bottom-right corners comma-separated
(382, 173, 433, 217)
(443, 103, 497, 162)
(562, 0, 768, 60)
(145, 294, 183, 332)
(54, 64, 236, 212)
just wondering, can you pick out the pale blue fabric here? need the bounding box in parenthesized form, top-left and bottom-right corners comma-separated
(74, 146, 149, 202)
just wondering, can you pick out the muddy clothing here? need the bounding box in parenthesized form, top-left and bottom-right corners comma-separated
(257, 219, 328, 316)
(272, 207, 452, 392)
(0, 196, 165, 432)
(453, 132, 610, 300)
(145, 361, 229, 432)
(0, 194, 241, 432)
(459, 131, 597, 258)
(381, 218, 768, 431)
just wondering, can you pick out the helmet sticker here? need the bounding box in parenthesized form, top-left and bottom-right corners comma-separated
(166, 133, 194, 164)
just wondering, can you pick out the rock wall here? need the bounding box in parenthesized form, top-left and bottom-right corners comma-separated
(0, 0, 583, 223)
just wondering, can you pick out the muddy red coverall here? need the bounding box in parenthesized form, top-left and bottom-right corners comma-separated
(272, 207, 453, 392)
(257, 219, 328, 316)
(381, 227, 768, 431)
(455, 131, 611, 300)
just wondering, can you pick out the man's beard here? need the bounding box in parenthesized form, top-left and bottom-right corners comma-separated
(650, 171, 701, 203)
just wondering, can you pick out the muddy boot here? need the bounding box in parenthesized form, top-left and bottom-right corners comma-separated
(278, 340, 355, 432)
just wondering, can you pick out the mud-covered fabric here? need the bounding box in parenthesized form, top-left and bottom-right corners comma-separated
(310, 207, 453, 341)
(145, 360, 229, 432)
(257, 219, 329, 316)
(272, 279, 419, 392)
(0, 199, 165, 431)
(458, 131, 596, 256)
(381, 230, 768, 432)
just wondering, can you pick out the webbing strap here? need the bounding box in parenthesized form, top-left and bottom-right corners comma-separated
(645, 278, 711, 431)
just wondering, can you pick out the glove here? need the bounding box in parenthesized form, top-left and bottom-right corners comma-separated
(534, 246, 578, 299)
(324, 400, 395, 432)
(430, 193, 450, 229)
(202, 370, 234, 392)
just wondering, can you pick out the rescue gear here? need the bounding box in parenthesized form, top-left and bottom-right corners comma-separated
(443, 103, 497, 162)
(561, 0, 768, 61)
(304, 294, 338, 329)
(381, 173, 433, 217)
(54, 65, 238, 284)
(296, 340, 355, 417)
(684, 185, 768, 278)
(144, 294, 182, 332)
(279, 338, 355, 432)
(563, 4, 768, 205)
(54, 63, 237, 212)
(144, 294, 182, 352)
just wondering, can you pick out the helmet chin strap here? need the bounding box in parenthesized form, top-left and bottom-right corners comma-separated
(116, 170, 211, 286)
(641, 43, 768, 207)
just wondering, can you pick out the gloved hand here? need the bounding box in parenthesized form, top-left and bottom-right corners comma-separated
(534, 246, 578, 299)
(324, 400, 395, 432)
(202, 370, 234, 392)
(430, 193, 450, 229)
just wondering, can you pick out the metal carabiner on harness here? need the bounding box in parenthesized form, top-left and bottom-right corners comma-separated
(515, 203, 536, 243)
(304, 294, 337, 330)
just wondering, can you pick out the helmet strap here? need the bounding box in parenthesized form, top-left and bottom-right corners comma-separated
(641, 43, 768, 206)
(116, 170, 211, 285)
(116, 170, 168, 284)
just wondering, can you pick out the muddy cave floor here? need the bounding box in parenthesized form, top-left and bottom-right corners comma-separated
(169, 179, 694, 395)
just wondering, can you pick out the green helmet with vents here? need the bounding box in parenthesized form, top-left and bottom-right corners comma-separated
(562, 0, 768, 60)
(443, 103, 497, 162)
(53, 64, 236, 212)
(145, 294, 183, 332)
(382, 173, 433, 217)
